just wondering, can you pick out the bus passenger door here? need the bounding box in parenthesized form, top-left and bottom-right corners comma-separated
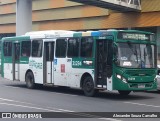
(43, 42, 54, 84)
(96, 39, 113, 90)
(13, 42, 20, 81)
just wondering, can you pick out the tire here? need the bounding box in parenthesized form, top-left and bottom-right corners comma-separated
(25, 71, 35, 89)
(118, 90, 131, 96)
(82, 76, 95, 97)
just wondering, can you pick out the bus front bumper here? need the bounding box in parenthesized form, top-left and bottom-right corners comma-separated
(113, 78, 157, 91)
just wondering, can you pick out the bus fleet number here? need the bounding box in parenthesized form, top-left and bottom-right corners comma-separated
(72, 61, 82, 66)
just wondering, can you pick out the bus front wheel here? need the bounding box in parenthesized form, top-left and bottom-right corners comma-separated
(118, 90, 131, 96)
(82, 76, 95, 97)
(25, 71, 35, 89)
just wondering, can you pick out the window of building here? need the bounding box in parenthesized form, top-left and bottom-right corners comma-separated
(67, 38, 80, 57)
(56, 39, 67, 58)
(21, 41, 31, 57)
(81, 37, 93, 58)
(32, 40, 43, 57)
(4, 42, 12, 57)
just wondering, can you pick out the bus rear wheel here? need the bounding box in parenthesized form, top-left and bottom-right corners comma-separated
(82, 76, 95, 97)
(25, 71, 35, 89)
(118, 90, 131, 96)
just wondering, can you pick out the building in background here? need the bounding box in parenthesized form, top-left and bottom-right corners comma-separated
(0, 0, 160, 59)
(0, 0, 159, 33)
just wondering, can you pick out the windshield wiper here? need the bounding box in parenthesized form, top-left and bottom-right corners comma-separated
(127, 42, 139, 64)
(127, 41, 137, 57)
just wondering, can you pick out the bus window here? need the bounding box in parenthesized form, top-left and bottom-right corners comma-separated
(32, 40, 43, 57)
(56, 39, 67, 58)
(81, 37, 93, 58)
(67, 38, 80, 57)
(21, 41, 31, 57)
(4, 42, 12, 57)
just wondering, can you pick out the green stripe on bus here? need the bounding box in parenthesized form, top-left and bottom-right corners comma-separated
(2, 36, 30, 41)
(73, 33, 82, 37)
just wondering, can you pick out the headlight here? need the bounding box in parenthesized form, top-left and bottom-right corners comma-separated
(116, 74, 127, 83)
(116, 74, 121, 79)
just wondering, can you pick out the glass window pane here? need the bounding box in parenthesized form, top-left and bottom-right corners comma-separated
(32, 40, 43, 57)
(56, 39, 67, 58)
(4, 42, 12, 57)
(117, 43, 156, 68)
(67, 38, 80, 57)
(21, 41, 31, 57)
(81, 37, 93, 58)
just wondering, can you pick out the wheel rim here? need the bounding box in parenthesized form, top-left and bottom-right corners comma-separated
(84, 79, 93, 93)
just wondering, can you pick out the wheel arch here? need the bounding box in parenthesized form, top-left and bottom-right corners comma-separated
(80, 72, 93, 88)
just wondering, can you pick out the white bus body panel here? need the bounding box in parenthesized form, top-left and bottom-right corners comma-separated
(29, 57, 43, 84)
(107, 77, 113, 91)
(4, 63, 13, 80)
(54, 57, 94, 88)
(54, 58, 67, 86)
(69, 68, 94, 88)
(19, 64, 30, 82)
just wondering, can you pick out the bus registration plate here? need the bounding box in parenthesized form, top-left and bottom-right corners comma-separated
(138, 84, 145, 88)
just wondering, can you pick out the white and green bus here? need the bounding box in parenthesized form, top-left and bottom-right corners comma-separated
(0, 30, 157, 96)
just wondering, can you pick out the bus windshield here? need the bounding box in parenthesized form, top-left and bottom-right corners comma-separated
(116, 42, 155, 68)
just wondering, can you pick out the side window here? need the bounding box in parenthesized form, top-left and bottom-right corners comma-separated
(56, 39, 67, 58)
(81, 37, 93, 58)
(32, 40, 43, 57)
(21, 41, 31, 57)
(67, 38, 80, 57)
(4, 42, 12, 57)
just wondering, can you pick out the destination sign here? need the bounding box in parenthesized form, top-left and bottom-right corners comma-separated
(118, 32, 154, 41)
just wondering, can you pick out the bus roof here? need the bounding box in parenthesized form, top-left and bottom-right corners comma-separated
(1, 29, 154, 41)
(25, 30, 74, 36)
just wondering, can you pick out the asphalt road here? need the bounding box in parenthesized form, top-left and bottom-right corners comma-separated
(0, 76, 160, 121)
